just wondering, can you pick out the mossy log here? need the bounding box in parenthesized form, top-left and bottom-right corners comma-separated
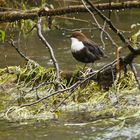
(0, 1, 140, 22)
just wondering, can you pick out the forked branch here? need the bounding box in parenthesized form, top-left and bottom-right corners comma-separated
(84, 0, 136, 53)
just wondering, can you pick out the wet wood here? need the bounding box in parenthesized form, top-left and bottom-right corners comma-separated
(0, 1, 140, 22)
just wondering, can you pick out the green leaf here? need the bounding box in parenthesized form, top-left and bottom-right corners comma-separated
(0, 30, 5, 43)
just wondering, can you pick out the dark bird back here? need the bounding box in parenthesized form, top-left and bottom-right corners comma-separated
(70, 31, 105, 63)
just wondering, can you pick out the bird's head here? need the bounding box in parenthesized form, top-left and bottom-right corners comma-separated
(71, 31, 87, 41)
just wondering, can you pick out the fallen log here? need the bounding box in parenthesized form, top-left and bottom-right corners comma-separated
(0, 1, 140, 22)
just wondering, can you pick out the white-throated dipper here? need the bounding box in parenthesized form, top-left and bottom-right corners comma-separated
(70, 31, 105, 64)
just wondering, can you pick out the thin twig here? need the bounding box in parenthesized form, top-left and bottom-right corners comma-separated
(53, 59, 119, 111)
(25, 24, 36, 34)
(52, 91, 75, 112)
(55, 16, 89, 23)
(100, 21, 106, 49)
(81, 0, 100, 28)
(82, 60, 117, 83)
(81, 0, 118, 48)
(52, 80, 81, 112)
(20, 81, 81, 107)
(82, 0, 106, 48)
(10, 39, 29, 62)
(91, 22, 118, 48)
(23, 81, 55, 93)
(10, 39, 39, 67)
(20, 49, 140, 109)
(20, 47, 140, 108)
(55, 26, 96, 32)
(36, 18, 60, 82)
(84, 0, 135, 53)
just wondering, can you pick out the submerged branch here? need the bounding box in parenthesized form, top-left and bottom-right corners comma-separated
(0, 1, 140, 22)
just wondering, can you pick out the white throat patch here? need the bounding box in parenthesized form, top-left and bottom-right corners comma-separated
(71, 37, 85, 52)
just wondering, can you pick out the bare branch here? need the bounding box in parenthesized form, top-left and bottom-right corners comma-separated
(81, 0, 100, 27)
(10, 39, 29, 62)
(20, 59, 118, 108)
(81, 0, 118, 48)
(10, 39, 39, 67)
(20, 46, 140, 108)
(20, 81, 81, 107)
(36, 18, 60, 82)
(100, 21, 107, 49)
(84, 0, 135, 53)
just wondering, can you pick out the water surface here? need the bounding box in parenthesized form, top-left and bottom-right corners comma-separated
(0, 3, 140, 140)
(0, 9, 140, 70)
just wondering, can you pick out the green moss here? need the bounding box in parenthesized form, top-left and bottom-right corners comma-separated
(0, 65, 139, 123)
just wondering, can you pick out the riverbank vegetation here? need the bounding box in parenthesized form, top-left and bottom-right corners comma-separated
(0, 0, 140, 124)
(0, 63, 139, 123)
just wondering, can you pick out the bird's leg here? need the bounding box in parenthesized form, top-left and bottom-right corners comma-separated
(84, 63, 95, 76)
(90, 63, 95, 72)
